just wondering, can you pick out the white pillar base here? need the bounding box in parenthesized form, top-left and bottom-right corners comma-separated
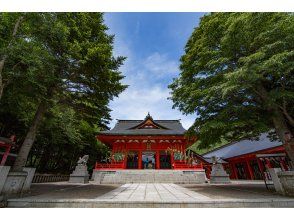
(278, 171, 294, 196)
(0, 166, 10, 194)
(22, 167, 36, 192)
(2, 171, 27, 194)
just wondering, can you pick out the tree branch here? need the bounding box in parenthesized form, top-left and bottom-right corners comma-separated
(280, 99, 294, 127)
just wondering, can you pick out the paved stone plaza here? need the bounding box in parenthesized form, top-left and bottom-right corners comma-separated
(98, 183, 210, 201)
(6, 181, 294, 207)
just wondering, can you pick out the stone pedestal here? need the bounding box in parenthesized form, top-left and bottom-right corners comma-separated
(0, 166, 10, 194)
(2, 171, 27, 194)
(210, 163, 231, 184)
(268, 168, 284, 194)
(69, 165, 89, 184)
(93, 170, 104, 183)
(278, 171, 294, 196)
(22, 167, 36, 192)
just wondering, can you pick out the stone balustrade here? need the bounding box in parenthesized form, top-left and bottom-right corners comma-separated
(93, 169, 206, 184)
(32, 174, 69, 183)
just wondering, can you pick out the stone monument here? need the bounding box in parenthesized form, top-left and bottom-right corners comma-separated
(210, 156, 231, 184)
(69, 155, 89, 184)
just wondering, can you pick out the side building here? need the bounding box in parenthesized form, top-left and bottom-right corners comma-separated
(202, 133, 290, 180)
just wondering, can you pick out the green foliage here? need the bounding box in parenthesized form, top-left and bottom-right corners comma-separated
(0, 13, 126, 173)
(169, 13, 294, 150)
(26, 104, 110, 173)
(188, 138, 229, 155)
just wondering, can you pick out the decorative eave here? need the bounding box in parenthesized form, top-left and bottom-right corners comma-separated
(96, 134, 188, 145)
(129, 112, 168, 130)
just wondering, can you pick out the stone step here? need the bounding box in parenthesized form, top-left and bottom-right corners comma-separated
(94, 170, 206, 184)
(7, 198, 294, 208)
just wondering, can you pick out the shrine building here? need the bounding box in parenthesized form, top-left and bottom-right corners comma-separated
(202, 133, 290, 181)
(95, 113, 205, 171)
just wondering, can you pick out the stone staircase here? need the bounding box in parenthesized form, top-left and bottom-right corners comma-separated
(93, 169, 206, 184)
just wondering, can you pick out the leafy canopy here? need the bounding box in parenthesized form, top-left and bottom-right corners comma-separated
(169, 13, 294, 149)
(0, 13, 126, 171)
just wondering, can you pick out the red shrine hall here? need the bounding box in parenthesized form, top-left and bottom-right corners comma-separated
(95, 113, 204, 170)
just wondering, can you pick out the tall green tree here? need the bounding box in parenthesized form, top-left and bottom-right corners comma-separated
(0, 13, 24, 100)
(0, 13, 127, 171)
(169, 13, 294, 166)
(25, 104, 109, 173)
(0, 90, 109, 173)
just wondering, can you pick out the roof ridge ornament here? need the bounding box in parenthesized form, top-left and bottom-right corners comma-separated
(126, 112, 169, 130)
(145, 112, 152, 120)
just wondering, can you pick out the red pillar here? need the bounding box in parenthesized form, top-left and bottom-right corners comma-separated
(0, 146, 11, 166)
(171, 151, 175, 169)
(246, 159, 254, 180)
(138, 150, 142, 169)
(156, 150, 160, 169)
(230, 161, 238, 179)
(180, 144, 183, 162)
(123, 142, 127, 169)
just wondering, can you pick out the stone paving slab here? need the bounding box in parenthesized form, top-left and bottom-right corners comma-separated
(6, 182, 294, 207)
(7, 198, 294, 208)
(97, 183, 210, 202)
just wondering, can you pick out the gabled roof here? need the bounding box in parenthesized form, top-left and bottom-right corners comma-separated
(99, 113, 186, 136)
(202, 133, 283, 159)
(129, 113, 168, 130)
(188, 149, 226, 164)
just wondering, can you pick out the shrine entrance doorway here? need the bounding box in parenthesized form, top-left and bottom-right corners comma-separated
(159, 151, 171, 169)
(126, 151, 138, 169)
(142, 151, 155, 169)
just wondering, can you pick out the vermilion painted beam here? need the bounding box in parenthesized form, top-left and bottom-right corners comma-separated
(0, 146, 11, 166)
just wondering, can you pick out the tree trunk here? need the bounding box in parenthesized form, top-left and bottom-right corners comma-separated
(12, 100, 47, 171)
(256, 85, 294, 169)
(271, 107, 294, 169)
(0, 58, 6, 100)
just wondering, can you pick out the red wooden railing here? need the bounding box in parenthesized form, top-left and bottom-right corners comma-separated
(173, 161, 204, 170)
(95, 161, 125, 170)
(33, 174, 70, 183)
(95, 160, 204, 170)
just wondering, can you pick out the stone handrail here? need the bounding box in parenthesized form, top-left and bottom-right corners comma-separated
(32, 174, 70, 183)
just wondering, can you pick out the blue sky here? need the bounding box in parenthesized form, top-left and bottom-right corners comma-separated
(104, 13, 205, 129)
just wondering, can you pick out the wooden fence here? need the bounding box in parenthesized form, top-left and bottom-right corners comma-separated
(32, 174, 70, 183)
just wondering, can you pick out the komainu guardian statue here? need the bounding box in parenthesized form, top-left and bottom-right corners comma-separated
(210, 156, 231, 184)
(77, 155, 89, 166)
(69, 155, 90, 184)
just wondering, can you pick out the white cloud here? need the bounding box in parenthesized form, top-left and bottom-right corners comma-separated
(143, 52, 179, 77)
(104, 13, 197, 130)
(109, 85, 195, 129)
